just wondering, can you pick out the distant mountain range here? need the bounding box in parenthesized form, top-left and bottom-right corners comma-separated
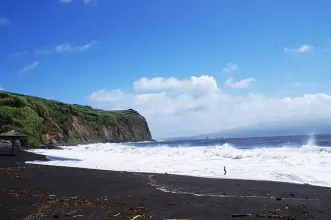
(165, 118, 331, 140)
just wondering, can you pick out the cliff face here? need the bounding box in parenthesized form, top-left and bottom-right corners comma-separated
(0, 91, 152, 146)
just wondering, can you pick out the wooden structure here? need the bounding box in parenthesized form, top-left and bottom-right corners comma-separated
(0, 130, 27, 155)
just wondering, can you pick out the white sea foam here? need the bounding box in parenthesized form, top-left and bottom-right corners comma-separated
(26, 139, 331, 187)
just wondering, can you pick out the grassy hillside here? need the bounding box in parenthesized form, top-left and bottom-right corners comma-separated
(0, 91, 152, 146)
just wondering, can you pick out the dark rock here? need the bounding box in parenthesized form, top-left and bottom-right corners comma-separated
(232, 214, 251, 217)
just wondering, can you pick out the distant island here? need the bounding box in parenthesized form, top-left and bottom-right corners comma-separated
(165, 119, 331, 141)
(0, 91, 152, 147)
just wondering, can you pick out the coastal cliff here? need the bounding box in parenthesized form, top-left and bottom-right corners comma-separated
(0, 91, 152, 146)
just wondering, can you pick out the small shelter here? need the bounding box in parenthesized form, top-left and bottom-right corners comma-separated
(0, 130, 27, 155)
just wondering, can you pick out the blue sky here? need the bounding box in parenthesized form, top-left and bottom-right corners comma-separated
(1, 0, 331, 138)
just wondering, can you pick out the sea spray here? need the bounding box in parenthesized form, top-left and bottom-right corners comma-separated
(306, 134, 316, 147)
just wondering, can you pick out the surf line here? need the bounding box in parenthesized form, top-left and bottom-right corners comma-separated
(147, 175, 320, 201)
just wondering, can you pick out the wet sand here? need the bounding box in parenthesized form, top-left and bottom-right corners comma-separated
(0, 149, 331, 219)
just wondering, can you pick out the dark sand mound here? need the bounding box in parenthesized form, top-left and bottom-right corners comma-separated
(1, 149, 331, 219)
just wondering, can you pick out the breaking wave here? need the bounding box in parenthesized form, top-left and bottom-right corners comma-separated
(27, 137, 331, 187)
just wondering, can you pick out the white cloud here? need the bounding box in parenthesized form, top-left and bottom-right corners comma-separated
(34, 48, 53, 55)
(288, 82, 316, 88)
(298, 45, 313, 53)
(284, 44, 314, 53)
(0, 17, 12, 27)
(15, 41, 97, 56)
(134, 77, 182, 90)
(60, 0, 95, 4)
(133, 75, 217, 92)
(56, 41, 97, 53)
(89, 89, 125, 102)
(222, 63, 239, 73)
(225, 77, 256, 88)
(0, 87, 4, 91)
(290, 82, 303, 88)
(19, 61, 39, 74)
(88, 75, 331, 139)
(8, 51, 29, 58)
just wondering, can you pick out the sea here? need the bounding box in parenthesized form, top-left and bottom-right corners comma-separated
(27, 134, 331, 188)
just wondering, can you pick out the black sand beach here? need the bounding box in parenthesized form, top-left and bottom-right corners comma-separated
(1, 149, 331, 220)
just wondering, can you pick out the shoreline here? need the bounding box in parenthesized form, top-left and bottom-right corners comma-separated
(1, 150, 331, 219)
(24, 144, 331, 189)
(25, 159, 331, 190)
(21, 147, 331, 193)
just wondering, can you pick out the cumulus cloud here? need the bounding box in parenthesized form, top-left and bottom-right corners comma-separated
(222, 63, 239, 73)
(134, 77, 182, 91)
(89, 89, 125, 102)
(133, 75, 217, 92)
(284, 44, 314, 53)
(88, 75, 331, 139)
(56, 41, 97, 53)
(225, 77, 256, 88)
(0, 87, 4, 91)
(19, 61, 39, 74)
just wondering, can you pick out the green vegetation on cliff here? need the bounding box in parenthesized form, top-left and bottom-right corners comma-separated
(0, 91, 152, 146)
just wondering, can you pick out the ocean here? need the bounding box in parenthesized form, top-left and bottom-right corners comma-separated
(27, 134, 331, 188)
